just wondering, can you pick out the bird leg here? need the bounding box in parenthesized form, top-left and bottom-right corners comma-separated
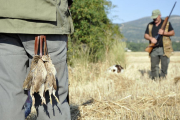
(48, 87, 53, 105)
(39, 84, 46, 105)
(52, 89, 60, 103)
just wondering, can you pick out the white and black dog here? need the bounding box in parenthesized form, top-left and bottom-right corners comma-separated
(107, 65, 124, 73)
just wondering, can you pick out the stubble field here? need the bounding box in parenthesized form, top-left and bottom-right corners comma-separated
(69, 52, 180, 120)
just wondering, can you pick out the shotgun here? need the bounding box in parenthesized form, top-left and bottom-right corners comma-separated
(145, 2, 177, 53)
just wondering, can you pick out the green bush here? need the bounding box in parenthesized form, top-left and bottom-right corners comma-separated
(68, 0, 124, 64)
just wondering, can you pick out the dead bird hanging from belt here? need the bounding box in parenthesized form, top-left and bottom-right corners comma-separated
(23, 36, 41, 90)
(42, 55, 59, 104)
(23, 35, 59, 120)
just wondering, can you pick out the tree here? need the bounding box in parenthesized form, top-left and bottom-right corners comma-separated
(68, 0, 123, 62)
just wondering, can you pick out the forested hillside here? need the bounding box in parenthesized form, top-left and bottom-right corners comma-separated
(126, 42, 180, 52)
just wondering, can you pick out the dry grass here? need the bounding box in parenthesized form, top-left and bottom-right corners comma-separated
(69, 52, 180, 120)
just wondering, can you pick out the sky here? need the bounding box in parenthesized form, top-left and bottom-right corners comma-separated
(108, 0, 180, 24)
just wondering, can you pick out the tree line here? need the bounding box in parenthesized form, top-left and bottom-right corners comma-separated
(126, 42, 180, 52)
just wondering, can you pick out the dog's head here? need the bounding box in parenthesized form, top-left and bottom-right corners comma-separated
(108, 65, 124, 73)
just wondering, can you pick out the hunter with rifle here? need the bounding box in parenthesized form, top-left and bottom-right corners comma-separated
(144, 2, 176, 80)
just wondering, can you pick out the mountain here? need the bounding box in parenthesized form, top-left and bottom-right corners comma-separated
(118, 15, 180, 43)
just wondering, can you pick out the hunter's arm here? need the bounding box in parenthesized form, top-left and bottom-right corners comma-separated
(144, 34, 157, 44)
(164, 30, 175, 36)
(158, 29, 175, 36)
(144, 34, 152, 41)
(144, 23, 154, 42)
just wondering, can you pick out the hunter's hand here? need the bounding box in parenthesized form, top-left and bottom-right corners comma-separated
(158, 29, 164, 35)
(150, 37, 157, 44)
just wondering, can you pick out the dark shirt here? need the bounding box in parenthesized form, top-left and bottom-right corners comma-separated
(145, 19, 174, 47)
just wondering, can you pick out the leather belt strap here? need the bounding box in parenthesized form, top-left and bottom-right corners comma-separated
(34, 36, 39, 55)
(34, 35, 48, 57)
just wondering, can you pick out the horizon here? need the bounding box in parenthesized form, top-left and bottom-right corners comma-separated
(113, 14, 180, 24)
